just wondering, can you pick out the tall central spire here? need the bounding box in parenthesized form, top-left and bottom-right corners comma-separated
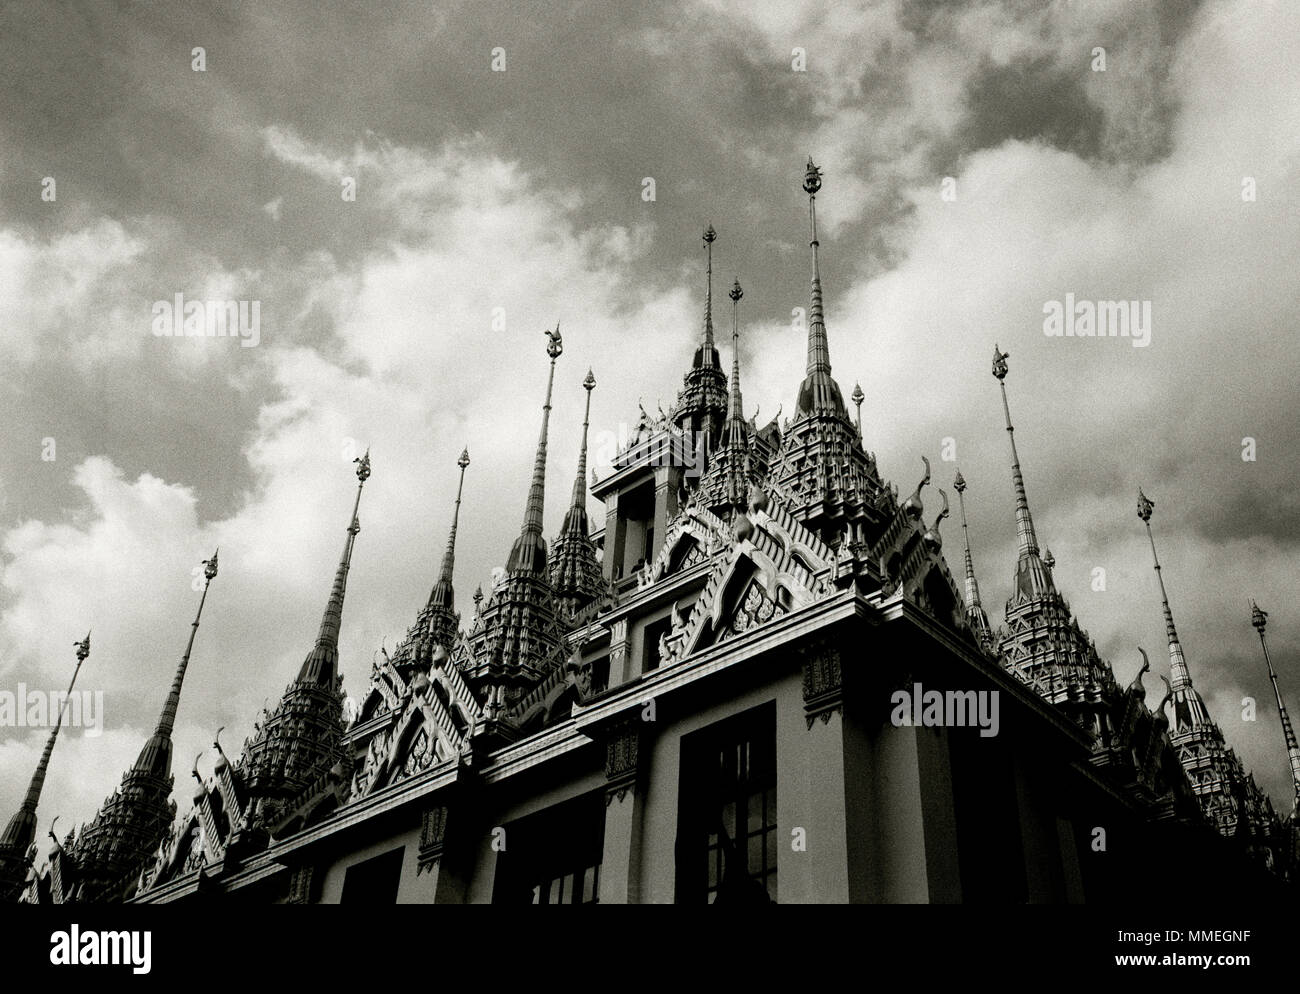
(702, 224, 718, 363)
(991, 346, 1052, 598)
(155, 552, 218, 740)
(299, 451, 370, 685)
(794, 158, 848, 418)
(1136, 490, 1193, 691)
(507, 325, 562, 574)
(805, 158, 829, 377)
(952, 471, 992, 646)
(1251, 602, 1300, 812)
(0, 633, 90, 900)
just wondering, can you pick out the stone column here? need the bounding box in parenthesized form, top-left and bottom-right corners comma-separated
(597, 720, 648, 904)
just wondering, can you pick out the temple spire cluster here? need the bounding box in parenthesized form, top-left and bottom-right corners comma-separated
(8, 156, 1297, 904)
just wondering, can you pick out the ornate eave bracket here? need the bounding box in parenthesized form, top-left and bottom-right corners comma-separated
(800, 643, 844, 729)
(603, 720, 644, 805)
(416, 804, 449, 875)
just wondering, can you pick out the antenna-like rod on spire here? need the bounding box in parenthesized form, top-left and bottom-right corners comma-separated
(430, 448, 470, 607)
(1136, 489, 1192, 689)
(952, 471, 991, 644)
(1251, 602, 1300, 810)
(300, 451, 370, 685)
(157, 551, 219, 737)
(559, 370, 597, 542)
(992, 346, 1051, 598)
(803, 158, 830, 378)
(728, 279, 744, 423)
(508, 326, 563, 574)
(702, 225, 717, 357)
(16, 634, 90, 817)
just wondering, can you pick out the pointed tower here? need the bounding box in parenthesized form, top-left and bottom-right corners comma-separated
(672, 225, 729, 453)
(461, 327, 568, 718)
(769, 159, 887, 548)
(426, 448, 471, 649)
(990, 350, 1115, 735)
(70, 552, 218, 900)
(0, 633, 90, 902)
(991, 346, 1053, 600)
(952, 470, 993, 651)
(1138, 491, 1273, 845)
(1251, 603, 1300, 819)
(240, 453, 370, 827)
(698, 279, 761, 515)
(552, 369, 607, 618)
(387, 449, 471, 681)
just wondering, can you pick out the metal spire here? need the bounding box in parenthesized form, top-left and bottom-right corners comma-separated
(727, 280, 745, 426)
(702, 225, 718, 363)
(506, 325, 562, 574)
(1251, 602, 1300, 811)
(428, 447, 470, 611)
(0, 634, 90, 869)
(299, 452, 369, 685)
(562, 370, 596, 534)
(156, 551, 219, 739)
(991, 346, 1052, 598)
(722, 279, 751, 508)
(952, 471, 992, 642)
(794, 158, 848, 418)
(1136, 489, 1193, 690)
(804, 158, 829, 377)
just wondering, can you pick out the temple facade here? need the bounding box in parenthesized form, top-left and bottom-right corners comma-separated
(6, 161, 1299, 904)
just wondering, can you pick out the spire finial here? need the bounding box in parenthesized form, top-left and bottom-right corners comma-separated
(803, 158, 830, 381)
(851, 382, 864, 436)
(1250, 602, 1300, 810)
(952, 468, 992, 645)
(507, 327, 562, 573)
(299, 455, 369, 686)
(155, 549, 219, 738)
(727, 279, 744, 422)
(563, 369, 596, 528)
(10, 633, 91, 820)
(991, 347, 1051, 598)
(702, 226, 717, 354)
(428, 447, 471, 615)
(1136, 490, 1192, 689)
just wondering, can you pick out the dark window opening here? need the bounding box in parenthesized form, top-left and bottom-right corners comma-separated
(340, 846, 404, 904)
(676, 701, 777, 904)
(492, 792, 605, 904)
(643, 616, 673, 673)
(591, 654, 611, 694)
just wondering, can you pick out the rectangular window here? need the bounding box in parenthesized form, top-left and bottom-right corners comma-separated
(643, 616, 672, 673)
(339, 846, 404, 904)
(492, 792, 605, 904)
(675, 701, 777, 903)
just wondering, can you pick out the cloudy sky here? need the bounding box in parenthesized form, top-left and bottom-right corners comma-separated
(2, 0, 1298, 847)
